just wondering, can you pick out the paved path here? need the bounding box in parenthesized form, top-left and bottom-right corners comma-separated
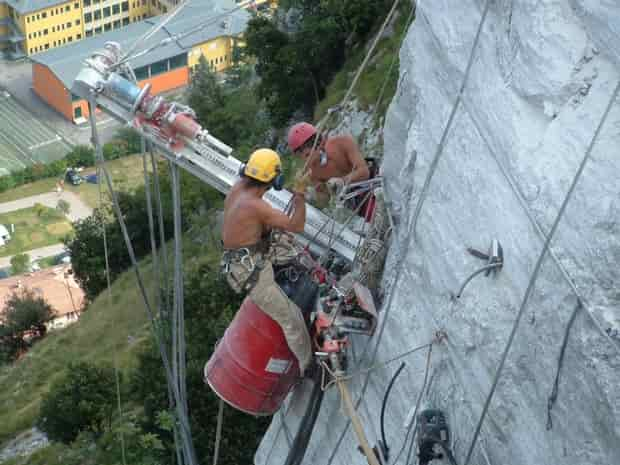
(0, 191, 92, 222)
(0, 243, 66, 268)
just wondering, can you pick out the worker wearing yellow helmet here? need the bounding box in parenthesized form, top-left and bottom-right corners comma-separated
(221, 148, 312, 373)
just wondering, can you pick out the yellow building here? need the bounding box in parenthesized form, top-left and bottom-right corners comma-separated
(1, 0, 275, 59)
(0, 0, 156, 58)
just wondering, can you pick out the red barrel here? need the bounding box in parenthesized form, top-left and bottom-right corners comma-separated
(205, 297, 300, 416)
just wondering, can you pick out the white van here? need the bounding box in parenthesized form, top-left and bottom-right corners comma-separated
(0, 225, 11, 246)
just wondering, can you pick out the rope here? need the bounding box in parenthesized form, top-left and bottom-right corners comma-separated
(150, 148, 172, 327)
(213, 399, 224, 465)
(418, 6, 620, 356)
(371, 0, 417, 121)
(463, 80, 620, 465)
(96, 152, 127, 465)
(115, 0, 256, 68)
(143, 140, 184, 465)
(409, 0, 491, 239)
(392, 344, 432, 465)
(115, 0, 193, 68)
(87, 93, 198, 465)
(546, 299, 582, 430)
(325, 2, 490, 462)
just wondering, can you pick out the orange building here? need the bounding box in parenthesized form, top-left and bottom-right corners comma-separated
(30, 0, 250, 123)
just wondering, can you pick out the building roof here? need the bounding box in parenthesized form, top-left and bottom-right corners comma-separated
(31, 0, 250, 91)
(5, 0, 68, 15)
(0, 265, 85, 319)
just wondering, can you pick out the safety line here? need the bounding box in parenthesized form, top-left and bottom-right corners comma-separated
(97, 154, 127, 465)
(142, 139, 184, 465)
(409, 0, 491, 239)
(418, 6, 620, 356)
(463, 79, 620, 465)
(325, 3, 491, 463)
(88, 93, 198, 465)
(213, 399, 224, 465)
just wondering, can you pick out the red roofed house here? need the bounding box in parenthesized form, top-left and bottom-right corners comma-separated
(0, 265, 84, 330)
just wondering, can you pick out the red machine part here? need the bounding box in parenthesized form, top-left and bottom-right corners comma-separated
(313, 311, 347, 353)
(205, 297, 300, 416)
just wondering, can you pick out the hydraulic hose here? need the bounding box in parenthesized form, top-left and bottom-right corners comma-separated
(379, 361, 406, 460)
(283, 369, 325, 465)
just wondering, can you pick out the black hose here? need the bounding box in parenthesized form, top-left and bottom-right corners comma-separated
(283, 368, 324, 465)
(379, 361, 406, 460)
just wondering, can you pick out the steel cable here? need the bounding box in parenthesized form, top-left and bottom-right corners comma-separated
(463, 80, 620, 465)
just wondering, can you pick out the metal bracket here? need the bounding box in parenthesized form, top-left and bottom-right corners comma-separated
(454, 239, 504, 299)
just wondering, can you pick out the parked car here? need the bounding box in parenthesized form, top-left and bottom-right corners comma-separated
(65, 169, 83, 186)
(0, 224, 11, 246)
(85, 173, 98, 184)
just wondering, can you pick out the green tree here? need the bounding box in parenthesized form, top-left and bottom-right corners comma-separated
(37, 361, 118, 443)
(131, 265, 269, 464)
(65, 145, 95, 167)
(57, 199, 71, 215)
(0, 288, 53, 361)
(115, 127, 142, 154)
(10, 253, 30, 275)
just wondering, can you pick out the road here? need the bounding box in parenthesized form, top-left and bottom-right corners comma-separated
(0, 191, 93, 268)
(0, 191, 92, 223)
(0, 243, 66, 268)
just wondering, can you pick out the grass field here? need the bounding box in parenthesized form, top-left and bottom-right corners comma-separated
(0, 92, 72, 177)
(0, 206, 73, 258)
(0, 154, 149, 209)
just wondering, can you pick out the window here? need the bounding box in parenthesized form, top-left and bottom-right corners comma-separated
(45, 43, 49, 49)
(74, 106, 82, 119)
(85, 12, 92, 22)
(67, 21, 71, 27)
(29, 48, 33, 53)
(94, 10, 101, 20)
(134, 66, 149, 80)
(113, 19, 120, 28)
(52, 26, 55, 32)
(42, 12, 47, 18)
(94, 26, 102, 33)
(28, 33, 31, 38)
(62, 24, 65, 30)
(76, 19, 80, 25)
(112, 4, 119, 14)
(150, 59, 168, 76)
(51, 10, 54, 16)
(36, 14, 40, 19)
(104, 22, 111, 31)
(74, 2, 79, 8)
(169, 53, 187, 70)
(142, 13, 147, 19)
(84, 0, 90, 5)
(43, 28, 48, 35)
(121, 1, 129, 12)
(86, 30, 93, 36)
(65, 6, 70, 11)
(27, 17, 29, 23)
(122, 17, 129, 25)
(53, 40, 57, 46)
(68, 36, 73, 42)
(103, 6, 110, 17)
(77, 33, 81, 39)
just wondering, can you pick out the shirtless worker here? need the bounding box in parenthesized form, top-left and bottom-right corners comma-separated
(220, 148, 313, 374)
(287, 122, 370, 203)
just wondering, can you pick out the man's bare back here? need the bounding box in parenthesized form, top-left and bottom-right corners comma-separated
(222, 179, 306, 249)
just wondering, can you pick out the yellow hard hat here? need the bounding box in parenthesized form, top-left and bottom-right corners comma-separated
(243, 149, 282, 184)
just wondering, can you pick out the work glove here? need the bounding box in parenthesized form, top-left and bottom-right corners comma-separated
(293, 170, 312, 194)
(326, 177, 345, 195)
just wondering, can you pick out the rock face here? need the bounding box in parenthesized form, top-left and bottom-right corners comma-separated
(255, 1, 620, 464)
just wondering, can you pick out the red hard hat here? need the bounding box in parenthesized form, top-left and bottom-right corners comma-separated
(287, 122, 317, 152)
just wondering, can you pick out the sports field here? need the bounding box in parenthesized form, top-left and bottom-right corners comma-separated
(0, 91, 72, 176)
